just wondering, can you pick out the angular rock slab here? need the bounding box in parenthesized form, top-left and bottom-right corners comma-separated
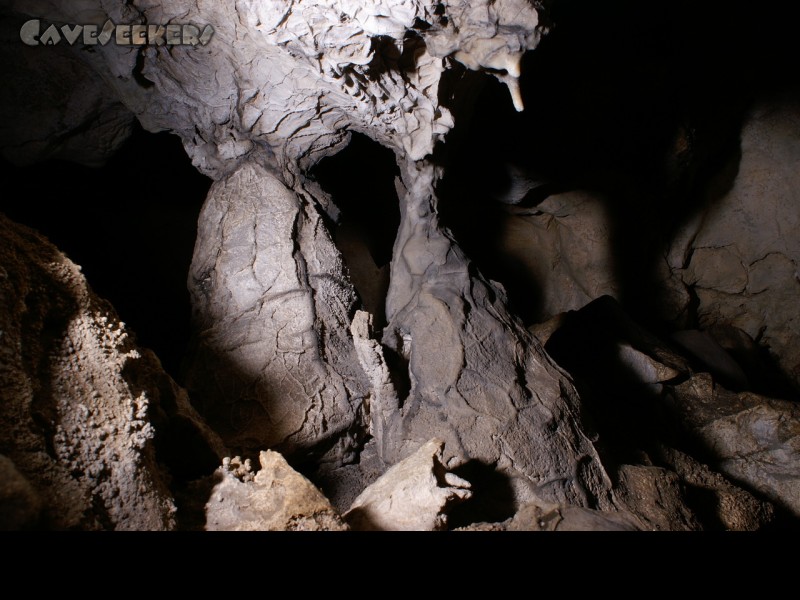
(0, 213, 211, 530)
(368, 160, 614, 510)
(344, 438, 471, 531)
(205, 451, 347, 531)
(186, 161, 368, 462)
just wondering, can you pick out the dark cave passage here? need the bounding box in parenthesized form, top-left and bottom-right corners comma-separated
(0, 124, 211, 379)
(311, 131, 401, 331)
(437, 0, 800, 335)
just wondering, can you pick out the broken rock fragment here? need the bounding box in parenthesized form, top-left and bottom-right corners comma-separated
(205, 451, 347, 532)
(344, 439, 472, 531)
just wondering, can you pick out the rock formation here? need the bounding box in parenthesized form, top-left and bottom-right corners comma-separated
(205, 451, 348, 531)
(344, 438, 472, 531)
(1, 0, 798, 530)
(0, 214, 223, 530)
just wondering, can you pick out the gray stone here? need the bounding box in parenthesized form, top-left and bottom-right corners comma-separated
(664, 98, 800, 389)
(0, 13, 134, 167)
(185, 161, 369, 463)
(375, 159, 614, 510)
(505, 499, 641, 532)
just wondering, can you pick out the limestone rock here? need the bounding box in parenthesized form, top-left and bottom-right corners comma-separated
(185, 161, 369, 462)
(614, 465, 701, 531)
(505, 499, 641, 532)
(2, 1, 544, 175)
(346, 159, 615, 512)
(344, 439, 472, 531)
(0, 0, 618, 526)
(664, 373, 800, 518)
(544, 295, 782, 530)
(491, 190, 619, 324)
(462, 97, 800, 394)
(657, 446, 775, 531)
(670, 330, 749, 392)
(205, 451, 347, 531)
(15, 0, 792, 531)
(0, 213, 222, 530)
(665, 97, 800, 390)
(459, 498, 642, 532)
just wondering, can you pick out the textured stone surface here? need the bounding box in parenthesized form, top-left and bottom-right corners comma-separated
(467, 98, 800, 393)
(614, 464, 700, 531)
(458, 498, 642, 532)
(0, 213, 222, 530)
(491, 190, 619, 324)
(0, 0, 618, 523)
(505, 499, 640, 531)
(544, 295, 784, 530)
(369, 159, 614, 510)
(656, 446, 775, 531)
(665, 97, 800, 389)
(2, 0, 542, 175)
(185, 160, 369, 462)
(665, 373, 800, 518)
(7, 0, 796, 531)
(205, 451, 347, 531)
(344, 438, 471, 531)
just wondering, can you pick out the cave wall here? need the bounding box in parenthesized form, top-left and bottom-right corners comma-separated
(1, 0, 798, 529)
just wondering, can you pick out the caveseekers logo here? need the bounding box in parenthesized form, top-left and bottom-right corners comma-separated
(20, 19, 215, 47)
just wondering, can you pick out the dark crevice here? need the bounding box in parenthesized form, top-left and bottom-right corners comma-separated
(310, 132, 400, 331)
(133, 47, 155, 88)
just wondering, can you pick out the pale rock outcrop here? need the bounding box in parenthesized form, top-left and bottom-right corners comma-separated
(11, 0, 792, 530)
(0, 0, 615, 515)
(475, 97, 800, 395)
(185, 160, 369, 462)
(493, 190, 619, 323)
(655, 446, 775, 531)
(2, 0, 541, 175)
(458, 497, 642, 532)
(504, 498, 641, 531)
(0, 213, 221, 530)
(545, 295, 789, 528)
(205, 451, 347, 531)
(343, 438, 471, 531)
